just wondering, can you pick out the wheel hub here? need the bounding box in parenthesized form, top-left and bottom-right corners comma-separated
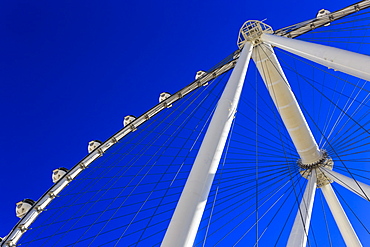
(298, 149, 334, 187)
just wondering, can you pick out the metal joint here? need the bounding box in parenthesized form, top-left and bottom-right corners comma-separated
(66, 175, 73, 182)
(298, 150, 334, 187)
(97, 148, 104, 155)
(18, 224, 28, 233)
(5, 240, 16, 247)
(48, 191, 56, 199)
(130, 124, 137, 132)
(35, 205, 44, 213)
(79, 162, 87, 169)
(297, 149, 332, 169)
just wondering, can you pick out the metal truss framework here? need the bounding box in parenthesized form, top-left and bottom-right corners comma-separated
(274, 0, 370, 38)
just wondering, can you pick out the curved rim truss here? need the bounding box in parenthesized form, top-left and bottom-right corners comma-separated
(274, 0, 370, 38)
(1, 51, 240, 247)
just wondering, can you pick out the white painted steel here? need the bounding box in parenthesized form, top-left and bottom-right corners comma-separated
(321, 167, 370, 201)
(161, 42, 253, 247)
(252, 43, 321, 165)
(287, 169, 317, 247)
(261, 33, 370, 82)
(321, 183, 362, 247)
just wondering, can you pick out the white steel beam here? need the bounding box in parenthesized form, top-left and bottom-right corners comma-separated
(161, 42, 253, 247)
(321, 183, 362, 247)
(261, 33, 370, 82)
(287, 169, 317, 247)
(252, 43, 321, 165)
(321, 167, 370, 201)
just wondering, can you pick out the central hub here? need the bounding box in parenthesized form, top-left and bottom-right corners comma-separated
(299, 149, 334, 187)
(297, 149, 333, 169)
(237, 20, 273, 48)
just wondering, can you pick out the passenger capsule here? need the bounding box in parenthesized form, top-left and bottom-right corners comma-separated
(88, 140, 102, 153)
(16, 199, 35, 218)
(316, 9, 331, 26)
(52, 167, 68, 183)
(123, 115, 136, 127)
(159, 92, 172, 108)
(195, 70, 207, 80)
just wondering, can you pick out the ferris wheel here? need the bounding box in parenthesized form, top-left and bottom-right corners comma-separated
(2, 1, 370, 246)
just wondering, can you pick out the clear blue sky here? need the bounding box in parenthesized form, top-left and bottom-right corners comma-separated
(0, 0, 356, 244)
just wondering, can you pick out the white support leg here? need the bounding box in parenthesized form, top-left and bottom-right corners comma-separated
(161, 42, 253, 247)
(287, 169, 317, 247)
(252, 43, 321, 165)
(261, 33, 370, 82)
(321, 183, 362, 247)
(321, 167, 370, 201)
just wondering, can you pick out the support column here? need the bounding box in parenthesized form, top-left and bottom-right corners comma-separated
(321, 167, 370, 201)
(161, 42, 253, 247)
(321, 183, 362, 247)
(252, 43, 321, 165)
(261, 33, 370, 82)
(287, 169, 317, 247)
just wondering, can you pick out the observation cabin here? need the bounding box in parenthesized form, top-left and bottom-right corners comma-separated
(88, 140, 102, 153)
(16, 199, 35, 218)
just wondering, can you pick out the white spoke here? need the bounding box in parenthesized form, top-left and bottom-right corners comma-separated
(321, 183, 362, 247)
(320, 167, 370, 201)
(261, 33, 370, 82)
(161, 42, 253, 247)
(287, 169, 317, 247)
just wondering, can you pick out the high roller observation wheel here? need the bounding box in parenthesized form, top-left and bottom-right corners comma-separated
(2, 1, 370, 246)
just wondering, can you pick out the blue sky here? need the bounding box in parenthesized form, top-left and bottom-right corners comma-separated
(0, 0, 360, 245)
